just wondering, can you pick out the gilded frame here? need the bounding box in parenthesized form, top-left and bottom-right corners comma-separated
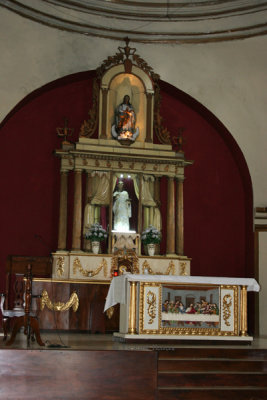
(139, 282, 239, 336)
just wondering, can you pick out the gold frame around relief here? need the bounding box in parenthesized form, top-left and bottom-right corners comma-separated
(139, 282, 239, 336)
(139, 282, 161, 334)
(220, 284, 239, 336)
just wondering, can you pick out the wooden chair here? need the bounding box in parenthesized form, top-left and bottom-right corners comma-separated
(0, 264, 45, 347)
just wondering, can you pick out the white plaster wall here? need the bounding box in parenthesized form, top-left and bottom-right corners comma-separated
(0, 8, 266, 332)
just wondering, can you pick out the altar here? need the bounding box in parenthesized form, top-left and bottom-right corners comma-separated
(105, 274, 260, 341)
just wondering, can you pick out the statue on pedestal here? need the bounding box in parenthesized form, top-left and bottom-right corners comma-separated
(111, 95, 139, 144)
(113, 180, 131, 232)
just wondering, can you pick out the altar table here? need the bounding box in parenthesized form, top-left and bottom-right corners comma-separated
(104, 274, 260, 341)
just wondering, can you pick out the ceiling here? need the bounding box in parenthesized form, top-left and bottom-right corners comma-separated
(2, 0, 267, 43)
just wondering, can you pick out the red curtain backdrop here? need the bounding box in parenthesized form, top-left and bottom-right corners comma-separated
(0, 71, 253, 291)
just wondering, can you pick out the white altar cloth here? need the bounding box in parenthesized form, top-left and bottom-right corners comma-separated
(104, 274, 260, 311)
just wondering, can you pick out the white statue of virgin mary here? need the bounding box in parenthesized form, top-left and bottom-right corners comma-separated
(113, 180, 131, 232)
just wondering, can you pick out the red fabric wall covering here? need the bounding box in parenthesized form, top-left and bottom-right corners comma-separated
(0, 71, 253, 291)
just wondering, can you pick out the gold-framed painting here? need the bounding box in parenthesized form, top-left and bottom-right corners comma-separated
(139, 282, 239, 336)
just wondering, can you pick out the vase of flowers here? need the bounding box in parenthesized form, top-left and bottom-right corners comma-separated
(85, 223, 108, 254)
(141, 225, 161, 256)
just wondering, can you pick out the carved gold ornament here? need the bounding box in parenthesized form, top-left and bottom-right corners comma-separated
(146, 290, 156, 324)
(142, 260, 175, 275)
(40, 290, 79, 312)
(179, 262, 188, 276)
(56, 256, 64, 277)
(111, 249, 139, 276)
(106, 306, 114, 319)
(73, 257, 107, 278)
(80, 79, 99, 138)
(223, 293, 232, 326)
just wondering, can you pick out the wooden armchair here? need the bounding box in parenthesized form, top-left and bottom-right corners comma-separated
(0, 264, 44, 347)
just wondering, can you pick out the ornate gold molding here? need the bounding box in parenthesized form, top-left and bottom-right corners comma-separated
(179, 261, 187, 276)
(56, 256, 64, 277)
(111, 249, 139, 276)
(80, 79, 99, 138)
(106, 306, 114, 319)
(223, 293, 232, 326)
(40, 290, 79, 312)
(73, 257, 108, 278)
(142, 260, 175, 275)
(147, 290, 156, 324)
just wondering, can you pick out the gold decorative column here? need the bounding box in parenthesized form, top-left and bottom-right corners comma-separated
(128, 281, 137, 334)
(58, 170, 68, 250)
(176, 178, 184, 255)
(166, 177, 175, 255)
(240, 285, 248, 336)
(72, 169, 83, 251)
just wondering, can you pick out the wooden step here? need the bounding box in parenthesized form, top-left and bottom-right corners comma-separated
(157, 348, 267, 399)
(158, 372, 267, 388)
(157, 388, 267, 400)
(157, 348, 267, 360)
(158, 359, 267, 372)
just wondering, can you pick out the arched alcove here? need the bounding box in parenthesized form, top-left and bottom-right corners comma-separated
(0, 70, 253, 290)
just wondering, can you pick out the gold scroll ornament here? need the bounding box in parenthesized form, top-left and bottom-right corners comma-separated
(73, 257, 107, 278)
(40, 290, 79, 312)
(56, 256, 64, 277)
(147, 290, 156, 324)
(142, 260, 175, 275)
(223, 293, 232, 326)
(179, 262, 188, 276)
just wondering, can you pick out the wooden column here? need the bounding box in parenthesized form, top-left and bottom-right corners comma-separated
(166, 177, 175, 255)
(154, 176, 161, 206)
(57, 170, 68, 250)
(176, 178, 184, 255)
(108, 171, 114, 254)
(100, 88, 108, 139)
(145, 93, 153, 143)
(83, 172, 92, 252)
(138, 174, 143, 235)
(72, 169, 83, 251)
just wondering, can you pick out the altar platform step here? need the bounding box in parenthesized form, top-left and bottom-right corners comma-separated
(157, 347, 267, 400)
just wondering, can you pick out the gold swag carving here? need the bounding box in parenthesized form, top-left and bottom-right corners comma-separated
(73, 257, 108, 278)
(142, 260, 175, 275)
(40, 290, 79, 312)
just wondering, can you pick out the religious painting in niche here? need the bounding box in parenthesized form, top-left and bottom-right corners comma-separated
(108, 73, 146, 143)
(161, 285, 220, 330)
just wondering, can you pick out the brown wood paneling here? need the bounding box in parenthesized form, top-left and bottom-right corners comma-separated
(32, 281, 119, 332)
(6, 255, 52, 277)
(0, 349, 157, 400)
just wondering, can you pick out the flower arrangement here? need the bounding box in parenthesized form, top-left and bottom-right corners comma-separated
(85, 223, 108, 242)
(141, 225, 161, 245)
